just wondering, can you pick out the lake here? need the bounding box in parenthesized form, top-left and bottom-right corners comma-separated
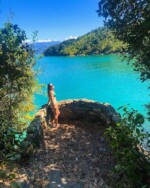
(35, 54, 149, 130)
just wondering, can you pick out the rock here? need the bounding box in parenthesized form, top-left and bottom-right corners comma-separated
(21, 99, 120, 158)
(57, 99, 120, 125)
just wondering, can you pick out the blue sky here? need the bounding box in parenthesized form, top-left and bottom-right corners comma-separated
(0, 0, 103, 41)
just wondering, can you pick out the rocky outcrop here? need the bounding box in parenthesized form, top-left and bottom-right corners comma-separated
(58, 99, 120, 125)
(21, 99, 120, 157)
(20, 111, 45, 157)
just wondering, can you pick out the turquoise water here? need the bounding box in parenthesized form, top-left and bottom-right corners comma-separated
(35, 54, 149, 130)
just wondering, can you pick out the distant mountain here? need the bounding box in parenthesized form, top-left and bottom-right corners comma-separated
(44, 28, 127, 56)
(32, 41, 60, 54)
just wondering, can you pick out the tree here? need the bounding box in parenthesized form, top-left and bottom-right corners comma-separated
(97, 2, 150, 186)
(0, 23, 38, 160)
(97, 0, 150, 82)
(44, 27, 126, 56)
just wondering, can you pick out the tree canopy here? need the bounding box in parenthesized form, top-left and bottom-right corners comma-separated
(0, 23, 38, 160)
(44, 27, 126, 56)
(97, 0, 150, 82)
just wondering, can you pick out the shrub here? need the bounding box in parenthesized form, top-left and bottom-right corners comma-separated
(105, 107, 150, 187)
(0, 23, 39, 161)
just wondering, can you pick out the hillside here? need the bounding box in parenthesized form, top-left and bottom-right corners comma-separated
(32, 41, 60, 54)
(44, 28, 127, 56)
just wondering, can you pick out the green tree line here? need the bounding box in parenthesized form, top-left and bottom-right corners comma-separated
(44, 27, 127, 56)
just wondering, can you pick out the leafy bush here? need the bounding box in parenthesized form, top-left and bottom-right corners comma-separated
(0, 23, 39, 161)
(105, 107, 150, 187)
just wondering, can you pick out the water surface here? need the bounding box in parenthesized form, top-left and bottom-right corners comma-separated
(35, 55, 149, 130)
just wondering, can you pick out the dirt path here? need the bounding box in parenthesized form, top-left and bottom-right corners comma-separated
(0, 121, 115, 188)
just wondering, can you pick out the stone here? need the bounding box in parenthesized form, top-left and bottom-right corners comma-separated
(22, 99, 120, 158)
(93, 108, 102, 112)
(58, 99, 120, 124)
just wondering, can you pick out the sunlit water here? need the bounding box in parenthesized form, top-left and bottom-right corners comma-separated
(35, 55, 149, 131)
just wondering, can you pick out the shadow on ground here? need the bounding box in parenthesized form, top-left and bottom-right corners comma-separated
(0, 120, 115, 188)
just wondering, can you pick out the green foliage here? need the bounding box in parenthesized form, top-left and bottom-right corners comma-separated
(105, 107, 150, 187)
(0, 169, 16, 181)
(44, 39, 76, 56)
(97, 2, 150, 186)
(97, 0, 150, 83)
(44, 27, 127, 56)
(11, 181, 21, 188)
(0, 23, 39, 161)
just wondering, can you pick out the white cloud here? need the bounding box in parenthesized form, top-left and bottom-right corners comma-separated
(65, 36, 78, 41)
(23, 39, 59, 43)
(23, 39, 32, 44)
(37, 39, 52, 43)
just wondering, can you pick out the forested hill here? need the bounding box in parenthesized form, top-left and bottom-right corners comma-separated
(44, 28, 127, 56)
